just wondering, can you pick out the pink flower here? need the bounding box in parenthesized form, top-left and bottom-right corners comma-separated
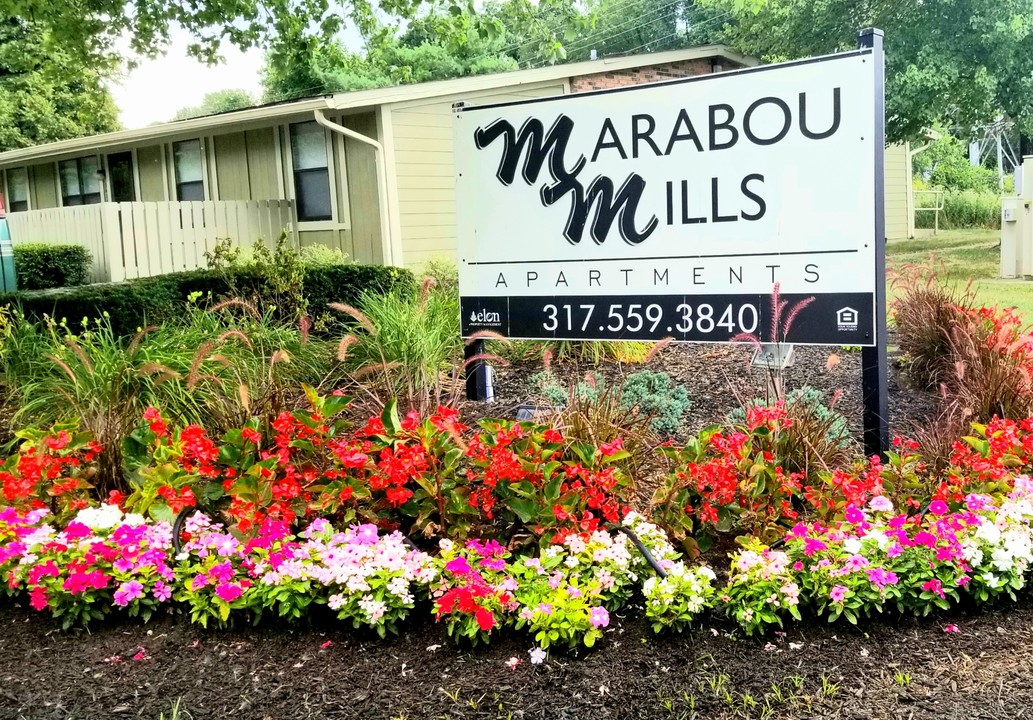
(538, 603, 553, 616)
(944, 624, 960, 634)
(153, 581, 172, 602)
(928, 500, 949, 516)
(599, 438, 623, 456)
(505, 657, 522, 670)
(28, 586, 48, 611)
(590, 606, 609, 628)
(132, 647, 149, 661)
(215, 583, 244, 603)
(868, 496, 894, 513)
(114, 580, 144, 607)
(830, 585, 848, 603)
(320, 640, 333, 649)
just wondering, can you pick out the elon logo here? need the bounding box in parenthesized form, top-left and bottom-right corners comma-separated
(470, 309, 502, 325)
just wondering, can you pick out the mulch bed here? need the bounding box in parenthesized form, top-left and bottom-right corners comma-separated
(1, 596, 1030, 719)
(471, 341, 937, 440)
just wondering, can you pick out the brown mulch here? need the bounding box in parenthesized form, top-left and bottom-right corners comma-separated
(467, 342, 937, 446)
(0, 595, 1030, 719)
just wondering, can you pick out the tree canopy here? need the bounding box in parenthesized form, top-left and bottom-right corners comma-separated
(172, 89, 257, 121)
(700, 0, 1033, 143)
(0, 18, 119, 152)
(260, 0, 727, 101)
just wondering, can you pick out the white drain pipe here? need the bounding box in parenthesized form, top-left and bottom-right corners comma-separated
(313, 108, 396, 266)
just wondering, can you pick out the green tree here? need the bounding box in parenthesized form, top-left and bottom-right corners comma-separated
(700, 0, 1033, 143)
(172, 89, 256, 120)
(0, 19, 119, 152)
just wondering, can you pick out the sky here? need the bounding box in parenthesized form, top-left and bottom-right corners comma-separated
(108, 28, 267, 129)
(109, 23, 370, 129)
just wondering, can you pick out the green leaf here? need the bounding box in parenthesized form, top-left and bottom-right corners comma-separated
(382, 398, 402, 435)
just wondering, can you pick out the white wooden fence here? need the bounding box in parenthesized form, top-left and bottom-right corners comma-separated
(7, 200, 297, 283)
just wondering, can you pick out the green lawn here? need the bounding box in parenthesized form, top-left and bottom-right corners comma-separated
(886, 228, 1033, 319)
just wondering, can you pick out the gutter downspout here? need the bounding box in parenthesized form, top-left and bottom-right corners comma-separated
(314, 108, 396, 266)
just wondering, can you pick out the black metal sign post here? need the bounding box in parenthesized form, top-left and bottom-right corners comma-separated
(859, 27, 890, 457)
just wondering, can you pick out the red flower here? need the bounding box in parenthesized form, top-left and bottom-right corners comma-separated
(543, 429, 564, 444)
(45, 431, 71, 451)
(241, 427, 262, 445)
(475, 607, 495, 632)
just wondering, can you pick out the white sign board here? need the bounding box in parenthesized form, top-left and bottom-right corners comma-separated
(455, 50, 878, 345)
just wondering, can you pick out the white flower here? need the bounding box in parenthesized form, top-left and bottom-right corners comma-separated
(123, 513, 146, 527)
(74, 504, 123, 531)
(528, 647, 547, 665)
(843, 538, 862, 555)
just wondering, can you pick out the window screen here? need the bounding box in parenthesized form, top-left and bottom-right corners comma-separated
(59, 157, 102, 206)
(173, 140, 204, 201)
(290, 122, 332, 222)
(6, 167, 28, 212)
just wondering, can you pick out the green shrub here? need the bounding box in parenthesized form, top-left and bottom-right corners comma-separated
(619, 371, 690, 436)
(13, 243, 91, 290)
(0, 264, 415, 338)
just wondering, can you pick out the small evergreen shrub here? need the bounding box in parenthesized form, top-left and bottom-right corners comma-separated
(13, 243, 91, 290)
(619, 371, 690, 436)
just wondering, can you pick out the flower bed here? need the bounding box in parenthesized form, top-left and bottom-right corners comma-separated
(4, 391, 1033, 649)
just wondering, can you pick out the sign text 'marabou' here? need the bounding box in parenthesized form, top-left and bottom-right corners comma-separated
(454, 50, 878, 345)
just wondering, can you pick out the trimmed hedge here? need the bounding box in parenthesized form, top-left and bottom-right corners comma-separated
(0, 264, 415, 336)
(13, 244, 92, 290)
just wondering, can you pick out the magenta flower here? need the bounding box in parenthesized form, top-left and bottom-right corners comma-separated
(803, 538, 827, 557)
(215, 582, 244, 603)
(114, 580, 144, 607)
(208, 561, 234, 583)
(922, 578, 945, 599)
(830, 585, 848, 603)
(928, 499, 949, 515)
(844, 506, 865, 524)
(445, 557, 473, 576)
(590, 607, 610, 628)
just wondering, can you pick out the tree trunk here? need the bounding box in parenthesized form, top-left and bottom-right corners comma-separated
(1021, 133, 1033, 158)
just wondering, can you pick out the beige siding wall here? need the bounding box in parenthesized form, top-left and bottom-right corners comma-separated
(245, 128, 279, 200)
(389, 82, 567, 267)
(29, 163, 58, 209)
(339, 113, 383, 265)
(214, 132, 249, 200)
(885, 143, 912, 240)
(137, 145, 166, 201)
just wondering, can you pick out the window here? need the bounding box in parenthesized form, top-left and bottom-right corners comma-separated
(59, 157, 102, 206)
(289, 121, 332, 222)
(173, 140, 204, 201)
(6, 167, 28, 212)
(107, 151, 136, 202)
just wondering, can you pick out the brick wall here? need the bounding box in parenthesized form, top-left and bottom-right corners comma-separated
(569, 59, 716, 93)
